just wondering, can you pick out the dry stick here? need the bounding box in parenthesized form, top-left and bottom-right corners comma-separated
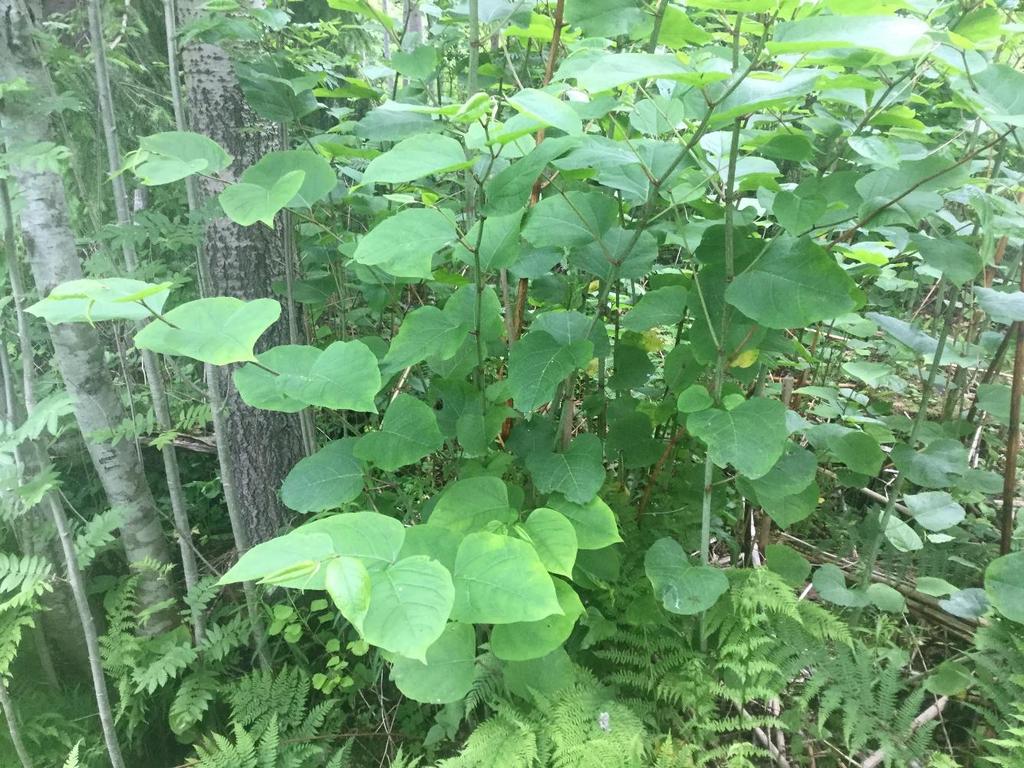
(860, 697, 949, 768)
(637, 425, 685, 519)
(160, 0, 270, 666)
(87, 0, 206, 644)
(0, 681, 32, 768)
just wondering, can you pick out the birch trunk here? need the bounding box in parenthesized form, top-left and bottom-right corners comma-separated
(87, 0, 205, 642)
(0, 3, 177, 633)
(175, 0, 305, 543)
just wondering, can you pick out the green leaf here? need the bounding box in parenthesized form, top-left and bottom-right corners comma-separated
(759, 480, 820, 529)
(957, 64, 1024, 127)
(325, 556, 371, 630)
(508, 331, 592, 412)
(726, 237, 860, 329)
(362, 134, 471, 185)
(940, 588, 988, 620)
(916, 576, 958, 597)
(903, 491, 965, 532)
(239, 150, 336, 208)
(687, 398, 789, 480)
(564, 0, 645, 37)
(507, 89, 582, 136)
(362, 556, 455, 661)
(399, 525, 461, 572)
(351, 207, 458, 279)
(622, 286, 687, 332)
(218, 531, 335, 586)
(773, 190, 827, 235)
(381, 305, 470, 374)
(130, 131, 231, 185)
(828, 431, 884, 476)
(891, 439, 967, 489)
(218, 169, 306, 227)
(298, 512, 407, 572)
(233, 345, 314, 412)
(27, 278, 172, 324)
(909, 234, 982, 287)
(867, 583, 906, 613)
(453, 211, 523, 272)
(236, 341, 381, 413)
(390, 622, 476, 704)
(924, 660, 974, 696)
(984, 552, 1024, 624)
(677, 384, 713, 414)
(354, 394, 444, 471)
(521, 507, 578, 578)
(867, 312, 977, 365)
(280, 439, 364, 512)
(770, 15, 930, 58)
(236, 59, 321, 123)
(882, 512, 923, 553)
(134, 297, 281, 365)
(525, 433, 605, 504)
(644, 537, 729, 615)
(521, 191, 617, 248)
(812, 564, 869, 608)
(483, 136, 580, 216)
(974, 287, 1024, 324)
(546, 495, 622, 550)
(490, 579, 584, 661)
(390, 44, 438, 80)
(564, 53, 712, 93)
(450, 532, 561, 624)
(428, 476, 515, 534)
(765, 544, 811, 587)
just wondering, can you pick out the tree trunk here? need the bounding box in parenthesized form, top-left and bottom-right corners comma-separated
(0, 8, 177, 633)
(88, 0, 206, 642)
(175, 0, 304, 543)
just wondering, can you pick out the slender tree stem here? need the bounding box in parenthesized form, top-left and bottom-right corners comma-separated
(1000, 315, 1023, 554)
(0, 681, 32, 768)
(861, 281, 957, 587)
(88, 0, 205, 642)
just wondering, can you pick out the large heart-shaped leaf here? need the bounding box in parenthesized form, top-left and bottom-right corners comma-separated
(362, 134, 471, 185)
(280, 439, 365, 512)
(428, 476, 515, 534)
(134, 297, 281, 365)
(687, 398, 789, 479)
(28, 278, 172, 325)
(352, 208, 458, 279)
(218, 169, 306, 227)
(450, 532, 561, 624)
(354, 393, 444, 471)
(984, 552, 1024, 624)
(361, 556, 455, 661)
(644, 537, 728, 615)
(389, 622, 476, 703)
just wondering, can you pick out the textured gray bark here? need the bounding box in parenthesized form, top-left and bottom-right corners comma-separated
(1, 6, 177, 632)
(176, 0, 304, 543)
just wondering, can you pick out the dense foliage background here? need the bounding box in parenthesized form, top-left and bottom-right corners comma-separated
(1, 0, 1024, 765)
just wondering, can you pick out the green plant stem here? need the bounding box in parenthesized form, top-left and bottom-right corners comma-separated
(647, 0, 670, 52)
(860, 280, 957, 588)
